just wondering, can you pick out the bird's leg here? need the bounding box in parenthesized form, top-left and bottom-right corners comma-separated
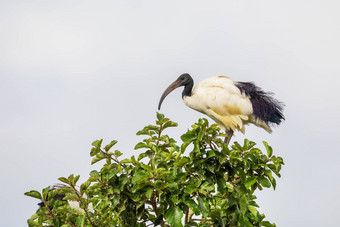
(224, 129, 233, 145)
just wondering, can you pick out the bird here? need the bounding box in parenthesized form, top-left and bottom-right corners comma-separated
(158, 73, 284, 144)
(38, 184, 93, 212)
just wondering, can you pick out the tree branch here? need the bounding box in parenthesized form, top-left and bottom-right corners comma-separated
(70, 185, 95, 227)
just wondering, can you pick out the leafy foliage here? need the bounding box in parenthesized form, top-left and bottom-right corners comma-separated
(25, 113, 284, 227)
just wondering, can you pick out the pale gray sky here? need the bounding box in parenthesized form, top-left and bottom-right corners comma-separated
(1, 1, 340, 226)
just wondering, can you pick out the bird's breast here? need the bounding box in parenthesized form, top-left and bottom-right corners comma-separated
(183, 95, 207, 114)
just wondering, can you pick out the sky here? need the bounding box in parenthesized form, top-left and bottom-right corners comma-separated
(1, 0, 340, 226)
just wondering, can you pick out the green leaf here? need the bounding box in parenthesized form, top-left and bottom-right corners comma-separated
(184, 185, 196, 194)
(181, 142, 191, 153)
(75, 214, 85, 227)
(226, 182, 234, 191)
(207, 150, 215, 158)
(243, 138, 250, 150)
(92, 139, 103, 148)
(271, 177, 277, 190)
(104, 140, 117, 151)
(80, 181, 91, 193)
(89, 170, 100, 179)
(132, 170, 148, 183)
(230, 153, 243, 162)
(24, 190, 42, 200)
(52, 218, 60, 227)
(58, 177, 70, 184)
(164, 206, 183, 227)
(157, 112, 164, 122)
(200, 182, 215, 192)
(110, 194, 120, 209)
(42, 187, 50, 201)
(216, 173, 227, 194)
(183, 197, 200, 215)
(239, 197, 248, 214)
(141, 163, 152, 171)
(58, 187, 72, 194)
(138, 152, 148, 161)
(131, 155, 138, 165)
(248, 205, 259, 216)
(63, 193, 79, 201)
(181, 133, 196, 143)
(263, 141, 273, 157)
(114, 150, 123, 157)
(120, 158, 132, 164)
(145, 188, 153, 199)
(134, 142, 148, 150)
(197, 130, 204, 141)
(166, 182, 179, 193)
(90, 147, 100, 157)
(245, 177, 256, 189)
(73, 175, 80, 185)
(193, 140, 200, 153)
(91, 156, 104, 165)
(198, 196, 209, 218)
(163, 120, 178, 129)
(259, 176, 271, 188)
(172, 194, 180, 203)
(136, 128, 149, 135)
(261, 221, 275, 227)
(174, 157, 190, 167)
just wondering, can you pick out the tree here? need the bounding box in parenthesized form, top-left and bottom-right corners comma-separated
(25, 113, 284, 227)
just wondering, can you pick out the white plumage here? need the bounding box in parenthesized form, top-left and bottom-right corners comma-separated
(183, 76, 255, 133)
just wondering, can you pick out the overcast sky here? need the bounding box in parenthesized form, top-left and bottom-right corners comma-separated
(1, 1, 340, 226)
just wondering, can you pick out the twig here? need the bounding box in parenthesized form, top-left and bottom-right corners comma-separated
(155, 125, 163, 147)
(70, 185, 95, 227)
(148, 125, 163, 166)
(149, 192, 167, 227)
(185, 208, 195, 224)
(192, 218, 206, 221)
(100, 149, 127, 168)
(42, 199, 55, 220)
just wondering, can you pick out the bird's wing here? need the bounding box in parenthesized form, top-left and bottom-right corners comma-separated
(194, 76, 253, 116)
(190, 76, 253, 132)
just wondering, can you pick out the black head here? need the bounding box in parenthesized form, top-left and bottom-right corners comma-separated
(176, 73, 193, 86)
(158, 73, 194, 110)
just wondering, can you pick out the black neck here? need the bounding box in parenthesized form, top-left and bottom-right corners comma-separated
(182, 78, 194, 98)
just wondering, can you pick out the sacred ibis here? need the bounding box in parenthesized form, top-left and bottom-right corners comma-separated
(38, 184, 93, 212)
(158, 73, 284, 144)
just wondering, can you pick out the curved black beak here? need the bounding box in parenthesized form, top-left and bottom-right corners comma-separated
(158, 79, 182, 110)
